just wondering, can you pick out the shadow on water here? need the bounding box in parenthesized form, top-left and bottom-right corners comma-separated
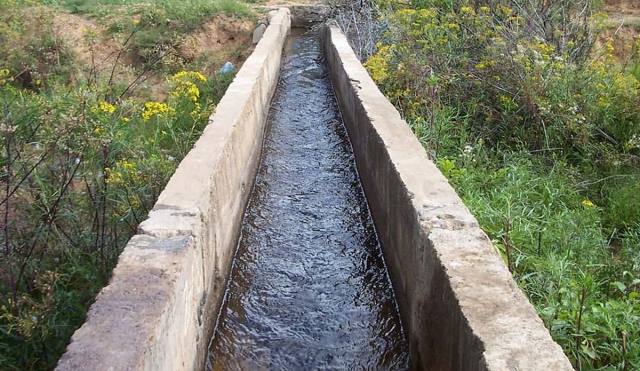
(206, 29, 409, 370)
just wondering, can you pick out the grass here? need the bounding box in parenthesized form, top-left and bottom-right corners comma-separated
(441, 151, 640, 369)
(365, 0, 640, 369)
(0, 0, 250, 369)
(43, 0, 253, 19)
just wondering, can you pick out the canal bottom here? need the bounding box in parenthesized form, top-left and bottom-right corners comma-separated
(206, 29, 409, 370)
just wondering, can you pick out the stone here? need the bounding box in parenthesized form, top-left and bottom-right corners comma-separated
(252, 24, 267, 44)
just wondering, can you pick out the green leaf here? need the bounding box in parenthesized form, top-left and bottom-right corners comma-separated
(611, 281, 626, 293)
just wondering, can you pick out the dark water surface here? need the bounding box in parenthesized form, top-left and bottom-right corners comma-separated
(206, 30, 409, 370)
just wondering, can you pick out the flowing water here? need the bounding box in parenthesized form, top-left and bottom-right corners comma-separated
(206, 29, 409, 370)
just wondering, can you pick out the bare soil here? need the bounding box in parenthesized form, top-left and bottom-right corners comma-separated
(604, 0, 640, 15)
(180, 17, 255, 71)
(601, 0, 640, 64)
(51, 11, 254, 100)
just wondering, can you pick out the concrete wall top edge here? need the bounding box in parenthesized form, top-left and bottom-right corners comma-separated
(56, 234, 194, 371)
(325, 26, 573, 370)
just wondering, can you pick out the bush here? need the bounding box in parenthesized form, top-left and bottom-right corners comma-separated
(367, 0, 640, 368)
(0, 68, 230, 368)
(0, 2, 75, 89)
(0, 2, 240, 364)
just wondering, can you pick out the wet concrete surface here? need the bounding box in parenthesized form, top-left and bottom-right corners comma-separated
(206, 29, 409, 370)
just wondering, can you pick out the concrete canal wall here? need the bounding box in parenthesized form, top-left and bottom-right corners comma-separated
(56, 8, 291, 371)
(323, 26, 573, 371)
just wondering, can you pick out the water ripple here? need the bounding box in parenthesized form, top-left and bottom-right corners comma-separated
(207, 29, 408, 371)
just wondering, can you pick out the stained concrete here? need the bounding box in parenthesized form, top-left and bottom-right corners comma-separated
(55, 9, 291, 371)
(323, 26, 574, 371)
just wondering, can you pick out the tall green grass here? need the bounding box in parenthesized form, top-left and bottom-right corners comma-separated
(367, 0, 640, 368)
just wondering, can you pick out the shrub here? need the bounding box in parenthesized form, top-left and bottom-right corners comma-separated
(1, 30, 236, 370)
(0, 68, 237, 368)
(367, 0, 640, 368)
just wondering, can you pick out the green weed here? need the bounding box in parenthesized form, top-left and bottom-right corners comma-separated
(368, 0, 640, 368)
(0, 1, 241, 368)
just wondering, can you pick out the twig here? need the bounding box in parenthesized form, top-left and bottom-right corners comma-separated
(574, 174, 635, 188)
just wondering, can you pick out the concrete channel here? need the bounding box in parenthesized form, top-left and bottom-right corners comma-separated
(56, 8, 573, 371)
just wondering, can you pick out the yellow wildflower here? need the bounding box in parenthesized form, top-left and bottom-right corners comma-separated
(446, 22, 460, 31)
(460, 6, 475, 15)
(142, 101, 172, 120)
(120, 160, 134, 169)
(364, 45, 393, 83)
(105, 168, 122, 184)
(170, 71, 206, 103)
(581, 199, 595, 208)
(98, 101, 116, 114)
(0, 68, 11, 85)
(172, 70, 207, 83)
(497, 4, 512, 16)
(597, 97, 607, 107)
(498, 95, 511, 103)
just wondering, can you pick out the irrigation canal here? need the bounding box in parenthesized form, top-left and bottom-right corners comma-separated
(206, 29, 409, 370)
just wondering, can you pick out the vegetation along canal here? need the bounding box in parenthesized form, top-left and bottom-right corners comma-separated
(206, 30, 409, 370)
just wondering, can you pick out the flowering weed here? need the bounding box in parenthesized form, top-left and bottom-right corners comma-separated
(0, 1, 242, 368)
(368, 0, 640, 368)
